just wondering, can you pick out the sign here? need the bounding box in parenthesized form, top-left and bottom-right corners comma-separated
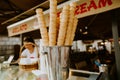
(75, 0, 120, 18)
(7, 0, 120, 36)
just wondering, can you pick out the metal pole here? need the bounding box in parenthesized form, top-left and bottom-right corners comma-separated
(112, 10, 120, 80)
(20, 34, 23, 46)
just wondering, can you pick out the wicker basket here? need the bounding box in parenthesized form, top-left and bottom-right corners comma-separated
(19, 62, 38, 71)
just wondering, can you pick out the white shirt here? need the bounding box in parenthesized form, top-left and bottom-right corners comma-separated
(21, 47, 38, 58)
(20, 47, 39, 65)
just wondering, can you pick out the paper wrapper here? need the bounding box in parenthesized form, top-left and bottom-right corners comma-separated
(65, 2, 76, 45)
(49, 0, 57, 46)
(36, 8, 49, 46)
(57, 5, 70, 46)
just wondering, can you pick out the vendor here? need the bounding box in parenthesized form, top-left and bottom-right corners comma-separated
(20, 36, 39, 58)
(14, 36, 40, 70)
(19, 36, 40, 70)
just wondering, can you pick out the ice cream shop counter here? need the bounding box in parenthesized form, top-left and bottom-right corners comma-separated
(0, 65, 35, 80)
(0, 65, 48, 80)
(0, 64, 107, 80)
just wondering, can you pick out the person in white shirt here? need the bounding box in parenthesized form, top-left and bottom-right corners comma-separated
(18, 37, 40, 69)
(21, 36, 39, 58)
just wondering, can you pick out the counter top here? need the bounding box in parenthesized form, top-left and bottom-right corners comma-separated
(0, 65, 39, 80)
(0, 65, 105, 80)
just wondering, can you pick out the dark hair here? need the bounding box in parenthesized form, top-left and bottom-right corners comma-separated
(23, 36, 35, 44)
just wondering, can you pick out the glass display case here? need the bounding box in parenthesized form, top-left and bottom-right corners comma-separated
(0, 65, 39, 80)
(0, 65, 108, 80)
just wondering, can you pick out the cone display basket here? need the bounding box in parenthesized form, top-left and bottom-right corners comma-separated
(43, 46, 71, 80)
(19, 62, 38, 71)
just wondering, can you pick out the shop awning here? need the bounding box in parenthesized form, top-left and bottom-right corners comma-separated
(7, 0, 120, 37)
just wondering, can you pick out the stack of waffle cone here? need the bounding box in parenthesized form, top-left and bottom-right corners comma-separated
(49, 0, 57, 46)
(65, 2, 76, 45)
(36, 1, 78, 46)
(70, 17, 78, 45)
(36, 8, 49, 46)
(57, 5, 70, 46)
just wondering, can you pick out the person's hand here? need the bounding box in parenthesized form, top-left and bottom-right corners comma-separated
(11, 58, 20, 64)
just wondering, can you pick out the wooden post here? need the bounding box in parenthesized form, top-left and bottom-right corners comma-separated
(112, 10, 120, 80)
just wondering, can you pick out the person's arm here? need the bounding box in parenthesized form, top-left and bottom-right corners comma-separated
(13, 49, 27, 64)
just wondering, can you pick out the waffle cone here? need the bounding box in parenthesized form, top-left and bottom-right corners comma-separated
(65, 2, 76, 45)
(70, 17, 78, 45)
(49, 0, 57, 46)
(57, 5, 70, 46)
(36, 8, 49, 46)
